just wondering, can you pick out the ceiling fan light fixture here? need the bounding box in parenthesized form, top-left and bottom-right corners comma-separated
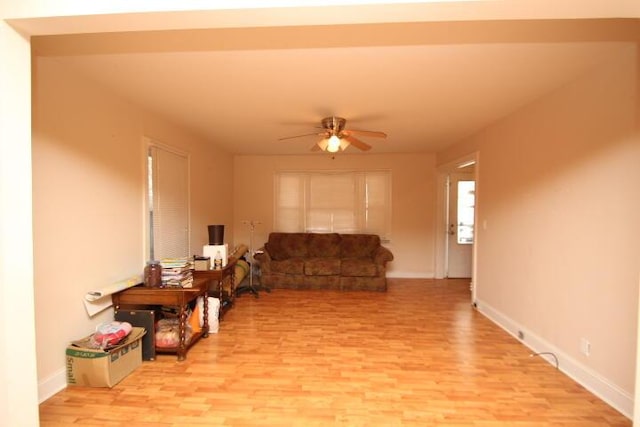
(327, 135, 341, 153)
(279, 116, 386, 153)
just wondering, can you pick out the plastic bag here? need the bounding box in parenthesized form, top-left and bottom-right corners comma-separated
(155, 318, 192, 348)
(197, 296, 220, 333)
(91, 321, 132, 349)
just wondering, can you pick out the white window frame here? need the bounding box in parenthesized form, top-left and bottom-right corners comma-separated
(274, 170, 391, 241)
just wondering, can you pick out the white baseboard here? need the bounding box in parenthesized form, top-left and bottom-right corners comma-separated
(387, 272, 435, 279)
(476, 299, 633, 420)
(38, 368, 67, 403)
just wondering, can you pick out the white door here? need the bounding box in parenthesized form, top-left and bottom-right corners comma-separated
(446, 172, 475, 278)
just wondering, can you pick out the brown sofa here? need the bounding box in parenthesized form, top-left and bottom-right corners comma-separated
(254, 232, 393, 291)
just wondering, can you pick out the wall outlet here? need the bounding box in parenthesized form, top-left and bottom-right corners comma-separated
(580, 338, 591, 356)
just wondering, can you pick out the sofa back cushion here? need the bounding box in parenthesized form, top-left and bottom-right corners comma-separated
(266, 232, 309, 260)
(307, 233, 342, 257)
(340, 234, 381, 258)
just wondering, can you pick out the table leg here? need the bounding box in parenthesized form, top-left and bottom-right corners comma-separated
(218, 278, 224, 319)
(178, 306, 187, 361)
(202, 292, 209, 338)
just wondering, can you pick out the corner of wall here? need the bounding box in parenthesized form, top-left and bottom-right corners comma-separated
(476, 299, 633, 420)
(38, 369, 66, 403)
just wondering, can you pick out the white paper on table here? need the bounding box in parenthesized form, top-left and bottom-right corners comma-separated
(83, 275, 142, 317)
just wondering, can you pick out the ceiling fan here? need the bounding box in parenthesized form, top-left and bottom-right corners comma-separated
(279, 116, 387, 152)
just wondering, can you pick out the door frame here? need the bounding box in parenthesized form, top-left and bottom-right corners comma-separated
(435, 153, 479, 302)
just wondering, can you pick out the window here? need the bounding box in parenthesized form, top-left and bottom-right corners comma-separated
(456, 180, 475, 244)
(147, 143, 190, 260)
(274, 170, 391, 240)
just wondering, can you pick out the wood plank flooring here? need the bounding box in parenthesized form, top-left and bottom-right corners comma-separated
(40, 279, 631, 426)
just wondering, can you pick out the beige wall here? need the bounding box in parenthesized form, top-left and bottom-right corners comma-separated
(0, 20, 39, 426)
(232, 153, 437, 278)
(31, 57, 233, 392)
(439, 44, 640, 415)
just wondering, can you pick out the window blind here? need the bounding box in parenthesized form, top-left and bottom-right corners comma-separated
(275, 170, 391, 240)
(149, 145, 189, 260)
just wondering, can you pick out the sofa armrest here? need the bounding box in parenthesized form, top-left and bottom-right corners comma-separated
(374, 246, 394, 265)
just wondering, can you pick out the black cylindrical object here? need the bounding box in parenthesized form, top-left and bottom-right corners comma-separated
(208, 224, 224, 245)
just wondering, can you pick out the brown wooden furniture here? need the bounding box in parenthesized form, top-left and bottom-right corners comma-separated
(112, 276, 210, 361)
(193, 256, 237, 319)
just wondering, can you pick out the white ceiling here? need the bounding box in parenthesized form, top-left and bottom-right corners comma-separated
(27, 3, 638, 155)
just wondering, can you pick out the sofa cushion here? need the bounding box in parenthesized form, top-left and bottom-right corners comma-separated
(307, 233, 341, 257)
(340, 234, 381, 258)
(266, 232, 309, 260)
(270, 258, 305, 275)
(304, 257, 341, 276)
(341, 258, 378, 277)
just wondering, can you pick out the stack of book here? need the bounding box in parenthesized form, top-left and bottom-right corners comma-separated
(160, 258, 193, 288)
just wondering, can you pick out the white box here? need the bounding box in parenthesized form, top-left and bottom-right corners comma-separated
(203, 244, 228, 268)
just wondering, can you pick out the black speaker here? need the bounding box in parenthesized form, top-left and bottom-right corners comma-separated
(208, 224, 224, 245)
(114, 309, 156, 361)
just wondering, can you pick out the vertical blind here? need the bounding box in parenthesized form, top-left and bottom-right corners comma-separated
(274, 170, 391, 240)
(149, 145, 189, 260)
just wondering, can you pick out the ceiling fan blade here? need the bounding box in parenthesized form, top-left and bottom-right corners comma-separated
(278, 132, 326, 141)
(343, 129, 387, 138)
(311, 143, 322, 151)
(344, 135, 372, 151)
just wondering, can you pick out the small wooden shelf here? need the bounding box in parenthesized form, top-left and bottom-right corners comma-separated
(112, 276, 211, 361)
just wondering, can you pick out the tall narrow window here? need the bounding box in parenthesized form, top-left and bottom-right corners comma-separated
(274, 170, 391, 240)
(457, 180, 475, 244)
(274, 172, 304, 232)
(363, 171, 391, 236)
(148, 144, 190, 260)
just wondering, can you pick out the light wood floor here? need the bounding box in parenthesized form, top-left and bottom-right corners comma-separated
(40, 279, 631, 426)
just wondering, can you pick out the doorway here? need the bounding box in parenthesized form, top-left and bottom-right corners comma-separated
(445, 171, 475, 278)
(435, 154, 478, 296)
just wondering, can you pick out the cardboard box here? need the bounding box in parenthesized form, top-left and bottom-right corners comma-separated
(66, 327, 146, 388)
(194, 257, 211, 271)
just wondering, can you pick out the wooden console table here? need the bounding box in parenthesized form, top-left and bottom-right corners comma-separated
(193, 257, 237, 320)
(112, 276, 210, 361)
